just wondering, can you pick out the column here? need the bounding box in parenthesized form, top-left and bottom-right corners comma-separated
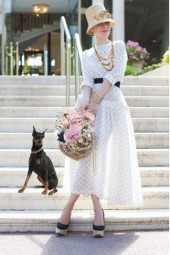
(0, 0, 5, 75)
(112, 0, 125, 41)
(47, 32, 51, 75)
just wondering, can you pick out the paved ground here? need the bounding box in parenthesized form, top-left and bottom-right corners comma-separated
(0, 231, 169, 255)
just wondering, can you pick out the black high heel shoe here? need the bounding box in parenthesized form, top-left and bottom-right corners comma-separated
(56, 222, 69, 236)
(93, 210, 105, 238)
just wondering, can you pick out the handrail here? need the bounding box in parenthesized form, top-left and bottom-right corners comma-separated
(74, 33, 83, 100)
(60, 16, 71, 106)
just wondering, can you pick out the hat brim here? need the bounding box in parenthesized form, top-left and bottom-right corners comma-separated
(86, 19, 116, 35)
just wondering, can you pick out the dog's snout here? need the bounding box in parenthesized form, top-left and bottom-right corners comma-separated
(34, 138, 42, 145)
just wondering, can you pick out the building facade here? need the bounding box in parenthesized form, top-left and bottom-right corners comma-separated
(0, 0, 169, 75)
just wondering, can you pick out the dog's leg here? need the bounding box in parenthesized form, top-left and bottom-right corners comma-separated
(35, 175, 48, 194)
(37, 175, 49, 195)
(48, 179, 58, 196)
(34, 176, 45, 188)
(18, 174, 32, 193)
(42, 181, 49, 195)
(40, 156, 51, 195)
(48, 188, 58, 196)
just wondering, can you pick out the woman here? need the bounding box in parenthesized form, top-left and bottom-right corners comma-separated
(56, 3, 143, 237)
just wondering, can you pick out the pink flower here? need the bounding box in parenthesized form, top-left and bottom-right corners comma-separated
(127, 40, 139, 47)
(137, 47, 142, 51)
(61, 120, 70, 128)
(71, 122, 83, 130)
(83, 112, 95, 121)
(64, 127, 82, 143)
(71, 112, 82, 120)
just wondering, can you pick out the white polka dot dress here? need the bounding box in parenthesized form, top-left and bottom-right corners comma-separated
(67, 40, 143, 207)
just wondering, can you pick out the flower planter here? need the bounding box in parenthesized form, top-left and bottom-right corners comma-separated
(126, 40, 150, 73)
(131, 61, 144, 72)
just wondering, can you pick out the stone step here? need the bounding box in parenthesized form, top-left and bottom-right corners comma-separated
(0, 96, 168, 107)
(0, 209, 168, 232)
(135, 133, 169, 149)
(0, 85, 74, 96)
(0, 118, 168, 133)
(0, 75, 168, 86)
(123, 76, 169, 86)
(0, 85, 168, 96)
(0, 106, 169, 118)
(136, 149, 168, 166)
(0, 167, 168, 188)
(126, 96, 168, 107)
(0, 187, 168, 210)
(132, 118, 169, 132)
(0, 76, 68, 85)
(140, 167, 169, 186)
(122, 86, 169, 96)
(0, 133, 168, 149)
(130, 107, 169, 118)
(0, 149, 64, 167)
(0, 149, 168, 167)
(0, 133, 58, 149)
(0, 167, 63, 188)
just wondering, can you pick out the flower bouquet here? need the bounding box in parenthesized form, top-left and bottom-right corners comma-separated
(55, 111, 95, 161)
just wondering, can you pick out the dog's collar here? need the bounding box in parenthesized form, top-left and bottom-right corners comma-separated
(31, 147, 43, 154)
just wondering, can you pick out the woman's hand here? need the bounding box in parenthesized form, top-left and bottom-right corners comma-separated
(75, 86, 92, 111)
(87, 100, 98, 115)
(75, 94, 90, 111)
(88, 91, 103, 115)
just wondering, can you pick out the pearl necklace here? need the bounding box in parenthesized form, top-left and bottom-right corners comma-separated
(94, 42, 114, 71)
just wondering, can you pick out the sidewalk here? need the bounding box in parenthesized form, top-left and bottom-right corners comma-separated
(0, 230, 168, 255)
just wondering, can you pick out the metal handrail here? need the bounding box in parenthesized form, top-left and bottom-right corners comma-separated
(60, 16, 71, 106)
(74, 33, 83, 100)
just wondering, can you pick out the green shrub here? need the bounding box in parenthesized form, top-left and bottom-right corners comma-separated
(125, 65, 137, 76)
(162, 48, 169, 64)
(140, 63, 163, 74)
(136, 48, 169, 75)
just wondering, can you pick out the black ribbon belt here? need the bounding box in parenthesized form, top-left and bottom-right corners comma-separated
(94, 78, 120, 88)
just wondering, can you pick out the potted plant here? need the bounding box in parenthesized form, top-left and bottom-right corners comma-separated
(126, 40, 150, 72)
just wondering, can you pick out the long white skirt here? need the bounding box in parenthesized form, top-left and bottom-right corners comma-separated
(64, 85, 143, 207)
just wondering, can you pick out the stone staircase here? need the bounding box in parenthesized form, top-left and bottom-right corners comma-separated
(0, 76, 169, 232)
(14, 21, 60, 43)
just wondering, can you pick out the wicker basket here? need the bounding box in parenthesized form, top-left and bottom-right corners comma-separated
(59, 135, 94, 161)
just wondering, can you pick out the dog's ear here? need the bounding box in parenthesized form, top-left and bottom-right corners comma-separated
(42, 128, 47, 137)
(32, 126, 37, 136)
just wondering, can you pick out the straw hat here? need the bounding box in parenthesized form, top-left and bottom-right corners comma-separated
(85, 3, 116, 36)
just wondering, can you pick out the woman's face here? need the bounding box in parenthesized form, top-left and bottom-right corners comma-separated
(91, 22, 111, 38)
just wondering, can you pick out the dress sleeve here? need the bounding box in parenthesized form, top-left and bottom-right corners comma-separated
(103, 41, 128, 85)
(81, 51, 94, 89)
